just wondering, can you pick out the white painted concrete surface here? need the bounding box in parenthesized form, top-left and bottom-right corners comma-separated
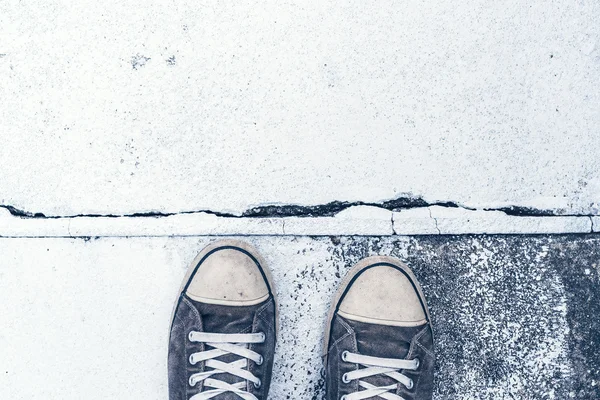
(593, 217, 600, 232)
(0, 237, 341, 400)
(2, 0, 600, 216)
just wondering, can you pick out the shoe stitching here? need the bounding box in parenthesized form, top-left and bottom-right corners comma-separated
(251, 308, 266, 395)
(182, 296, 203, 324)
(337, 315, 355, 335)
(256, 301, 274, 330)
(335, 335, 360, 398)
(350, 326, 359, 394)
(240, 325, 253, 334)
(255, 300, 271, 315)
(181, 296, 205, 394)
(328, 316, 355, 351)
(413, 325, 434, 357)
(333, 345, 340, 400)
(397, 324, 430, 396)
(337, 343, 343, 397)
(413, 372, 423, 393)
(415, 341, 434, 358)
(400, 343, 423, 397)
(175, 313, 186, 326)
(332, 315, 359, 398)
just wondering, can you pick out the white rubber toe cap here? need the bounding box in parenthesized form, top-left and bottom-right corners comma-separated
(185, 247, 270, 306)
(338, 265, 427, 327)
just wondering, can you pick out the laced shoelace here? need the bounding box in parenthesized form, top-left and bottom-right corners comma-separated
(340, 351, 420, 400)
(188, 331, 266, 400)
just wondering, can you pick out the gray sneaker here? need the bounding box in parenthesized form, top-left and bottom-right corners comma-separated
(168, 240, 278, 400)
(324, 256, 435, 400)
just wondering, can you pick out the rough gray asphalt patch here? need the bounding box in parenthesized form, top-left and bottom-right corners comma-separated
(278, 235, 599, 400)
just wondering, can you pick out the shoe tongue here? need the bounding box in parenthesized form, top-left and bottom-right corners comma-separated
(342, 316, 426, 397)
(343, 317, 423, 360)
(188, 296, 256, 334)
(185, 296, 262, 399)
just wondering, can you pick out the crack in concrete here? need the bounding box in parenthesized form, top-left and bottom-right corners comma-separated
(241, 198, 464, 217)
(0, 205, 238, 219)
(590, 216, 595, 233)
(487, 205, 558, 216)
(428, 208, 441, 235)
(1, 195, 598, 220)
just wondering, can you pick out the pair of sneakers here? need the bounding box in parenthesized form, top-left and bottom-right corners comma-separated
(168, 240, 435, 400)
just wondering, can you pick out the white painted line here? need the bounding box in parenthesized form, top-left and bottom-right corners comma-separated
(68, 214, 284, 237)
(0, 206, 594, 237)
(393, 206, 592, 235)
(392, 208, 439, 235)
(0, 208, 284, 237)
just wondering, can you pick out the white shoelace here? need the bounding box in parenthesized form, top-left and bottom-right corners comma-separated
(188, 331, 266, 400)
(340, 351, 420, 400)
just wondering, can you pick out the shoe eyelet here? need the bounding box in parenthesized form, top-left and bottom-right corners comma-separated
(256, 355, 264, 366)
(188, 376, 196, 387)
(406, 379, 414, 390)
(414, 358, 420, 369)
(189, 354, 196, 365)
(188, 331, 194, 341)
(341, 351, 349, 362)
(341, 396, 348, 400)
(259, 332, 266, 342)
(342, 373, 351, 384)
(254, 379, 262, 389)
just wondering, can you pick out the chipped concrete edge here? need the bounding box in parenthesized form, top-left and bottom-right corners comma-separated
(0, 205, 596, 237)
